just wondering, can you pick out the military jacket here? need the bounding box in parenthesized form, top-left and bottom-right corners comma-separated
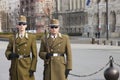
(5, 33, 37, 80)
(39, 33, 72, 80)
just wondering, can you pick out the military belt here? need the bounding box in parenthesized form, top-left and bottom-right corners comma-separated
(18, 55, 30, 59)
(49, 53, 64, 57)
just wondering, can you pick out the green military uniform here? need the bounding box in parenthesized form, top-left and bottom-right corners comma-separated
(39, 33, 72, 80)
(5, 33, 37, 80)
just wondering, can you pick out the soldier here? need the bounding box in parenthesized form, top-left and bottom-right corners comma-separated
(39, 19, 72, 80)
(5, 15, 37, 80)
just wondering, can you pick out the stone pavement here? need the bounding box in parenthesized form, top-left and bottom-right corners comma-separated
(1, 36, 120, 46)
(70, 36, 120, 46)
(70, 36, 92, 44)
(1, 41, 120, 80)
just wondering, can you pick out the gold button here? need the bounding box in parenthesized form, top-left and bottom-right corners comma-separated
(51, 49, 53, 51)
(46, 62, 49, 64)
(18, 49, 20, 51)
(51, 58, 53, 60)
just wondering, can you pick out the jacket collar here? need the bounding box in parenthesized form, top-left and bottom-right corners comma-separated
(47, 33, 62, 38)
(16, 32, 28, 39)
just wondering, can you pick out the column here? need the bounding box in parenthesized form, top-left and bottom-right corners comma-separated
(77, 0, 80, 9)
(81, 0, 85, 10)
(57, 0, 60, 11)
(68, 0, 70, 10)
(69, 0, 72, 10)
(73, 0, 76, 10)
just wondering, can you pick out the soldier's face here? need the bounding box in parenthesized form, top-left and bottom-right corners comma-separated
(49, 25, 59, 35)
(17, 22, 27, 32)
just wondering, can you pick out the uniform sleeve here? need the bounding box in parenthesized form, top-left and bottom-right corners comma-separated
(5, 36, 13, 60)
(30, 35, 37, 71)
(39, 37, 47, 60)
(65, 35, 72, 70)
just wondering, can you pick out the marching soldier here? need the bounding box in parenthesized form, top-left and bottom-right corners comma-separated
(5, 15, 37, 80)
(39, 19, 72, 80)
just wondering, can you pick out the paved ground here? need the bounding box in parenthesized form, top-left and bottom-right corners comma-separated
(0, 41, 120, 80)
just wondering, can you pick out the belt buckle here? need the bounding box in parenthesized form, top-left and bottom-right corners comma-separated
(53, 53, 58, 56)
(18, 55, 23, 59)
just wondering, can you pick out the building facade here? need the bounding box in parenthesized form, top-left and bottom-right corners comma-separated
(0, 0, 87, 35)
(20, 0, 36, 30)
(86, 0, 120, 38)
(54, 0, 87, 35)
(0, 0, 8, 32)
(21, 0, 87, 34)
(34, 0, 54, 32)
(0, 0, 20, 32)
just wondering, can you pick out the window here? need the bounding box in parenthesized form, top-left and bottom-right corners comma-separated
(21, 1, 24, 5)
(31, 0, 33, 2)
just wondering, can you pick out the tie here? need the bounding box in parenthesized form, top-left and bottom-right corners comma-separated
(51, 35, 55, 40)
(54, 36, 55, 38)
(20, 34, 24, 38)
(21, 35, 23, 38)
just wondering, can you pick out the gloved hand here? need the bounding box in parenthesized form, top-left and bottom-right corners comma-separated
(65, 69, 71, 78)
(46, 53, 51, 59)
(8, 53, 19, 60)
(29, 70, 34, 77)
